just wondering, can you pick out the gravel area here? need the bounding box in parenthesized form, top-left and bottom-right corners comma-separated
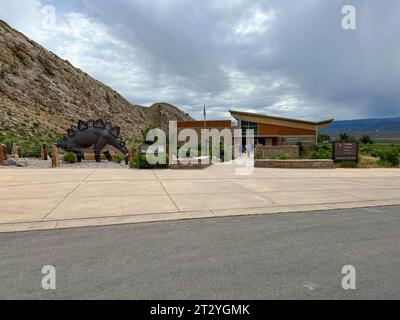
(0, 158, 129, 169)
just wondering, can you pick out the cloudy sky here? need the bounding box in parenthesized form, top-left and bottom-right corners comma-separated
(1, 0, 399, 121)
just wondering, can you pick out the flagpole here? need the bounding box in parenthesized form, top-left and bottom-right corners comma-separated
(203, 103, 207, 156)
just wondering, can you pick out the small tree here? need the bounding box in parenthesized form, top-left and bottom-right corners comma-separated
(359, 135, 373, 144)
(379, 148, 400, 166)
(63, 152, 77, 164)
(318, 133, 331, 143)
(339, 133, 350, 142)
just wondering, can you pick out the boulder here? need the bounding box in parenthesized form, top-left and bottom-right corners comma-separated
(16, 158, 29, 167)
(8, 154, 19, 161)
(3, 157, 17, 166)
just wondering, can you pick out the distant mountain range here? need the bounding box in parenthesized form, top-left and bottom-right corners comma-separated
(322, 117, 400, 133)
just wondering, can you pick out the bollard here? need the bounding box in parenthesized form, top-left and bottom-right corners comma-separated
(11, 143, 20, 156)
(51, 145, 60, 168)
(0, 144, 6, 164)
(129, 147, 136, 162)
(41, 144, 48, 161)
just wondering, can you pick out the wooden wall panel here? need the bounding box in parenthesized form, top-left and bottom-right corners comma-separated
(258, 123, 316, 136)
(177, 121, 232, 128)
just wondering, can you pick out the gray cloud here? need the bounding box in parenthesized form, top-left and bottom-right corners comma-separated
(2, 0, 399, 121)
(76, 0, 400, 120)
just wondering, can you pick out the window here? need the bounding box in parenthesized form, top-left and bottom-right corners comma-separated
(241, 121, 258, 135)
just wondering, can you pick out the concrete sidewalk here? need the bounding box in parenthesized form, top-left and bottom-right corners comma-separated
(1, 164, 400, 233)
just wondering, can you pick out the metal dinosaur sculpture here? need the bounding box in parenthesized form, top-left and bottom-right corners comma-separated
(57, 119, 129, 164)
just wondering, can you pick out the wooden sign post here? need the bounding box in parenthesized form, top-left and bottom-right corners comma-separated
(41, 144, 48, 160)
(11, 143, 20, 156)
(0, 144, 6, 164)
(51, 145, 60, 168)
(332, 141, 359, 163)
(129, 147, 136, 162)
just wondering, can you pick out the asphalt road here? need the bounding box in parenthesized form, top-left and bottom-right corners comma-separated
(1, 206, 400, 299)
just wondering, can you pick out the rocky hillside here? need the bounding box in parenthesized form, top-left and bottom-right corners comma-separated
(143, 102, 191, 130)
(0, 20, 192, 148)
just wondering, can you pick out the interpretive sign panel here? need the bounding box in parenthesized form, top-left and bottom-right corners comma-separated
(332, 142, 359, 162)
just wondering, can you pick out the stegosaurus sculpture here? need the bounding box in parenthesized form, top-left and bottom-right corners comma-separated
(57, 119, 129, 163)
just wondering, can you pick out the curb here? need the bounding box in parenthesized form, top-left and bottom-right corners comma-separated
(1, 199, 400, 234)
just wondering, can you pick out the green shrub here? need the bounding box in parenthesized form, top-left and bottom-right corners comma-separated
(309, 150, 329, 159)
(63, 152, 77, 164)
(309, 142, 332, 159)
(275, 154, 293, 160)
(112, 154, 125, 164)
(341, 161, 358, 168)
(129, 153, 169, 169)
(20, 145, 41, 158)
(2, 138, 14, 154)
(359, 135, 373, 144)
(318, 133, 331, 143)
(360, 145, 371, 154)
(339, 133, 350, 142)
(378, 148, 400, 166)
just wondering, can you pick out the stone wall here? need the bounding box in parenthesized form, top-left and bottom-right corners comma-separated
(279, 136, 316, 151)
(255, 159, 334, 169)
(255, 145, 299, 159)
(169, 156, 211, 169)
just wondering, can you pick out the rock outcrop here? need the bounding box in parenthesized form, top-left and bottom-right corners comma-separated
(143, 102, 192, 130)
(0, 20, 192, 143)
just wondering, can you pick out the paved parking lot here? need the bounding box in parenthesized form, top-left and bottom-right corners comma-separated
(1, 205, 400, 299)
(1, 164, 400, 232)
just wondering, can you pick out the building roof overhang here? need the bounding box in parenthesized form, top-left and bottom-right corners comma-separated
(229, 110, 334, 130)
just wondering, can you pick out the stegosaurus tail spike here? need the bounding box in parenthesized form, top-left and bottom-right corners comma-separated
(109, 126, 120, 138)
